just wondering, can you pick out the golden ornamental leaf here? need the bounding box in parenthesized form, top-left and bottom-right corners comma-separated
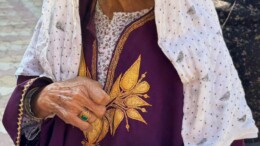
(82, 142, 95, 146)
(125, 95, 151, 107)
(120, 56, 141, 91)
(106, 109, 115, 135)
(126, 124, 130, 131)
(109, 74, 122, 99)
(126, 109, 147, 124)
(141, 108, 147, 113)
(112, 109, 124, 135)
(132, 81, 150, 94)
(86, 118, 103, 144)
(97, 118, 109, 142)
(143, 94, 150, 98)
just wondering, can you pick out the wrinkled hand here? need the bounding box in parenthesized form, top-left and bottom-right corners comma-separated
(31, 77, 110, 131)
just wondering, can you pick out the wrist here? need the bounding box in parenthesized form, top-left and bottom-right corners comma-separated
(31, 87, 52, 119)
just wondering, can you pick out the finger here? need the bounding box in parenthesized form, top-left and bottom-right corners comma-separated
(51, 82, 108, 118)
(51, 89, 72, 95)
(69, 114, 92, 131)
(73, 88, 107, 118)
(54, 105, 92, 131)
(64, 103, 98, 124)
(79, 110, 97, 123)
(52, 88, 87, 110)
(82, 103, 106, 118)
(60, 78, 110, 106)
(86, 82, 111, 106)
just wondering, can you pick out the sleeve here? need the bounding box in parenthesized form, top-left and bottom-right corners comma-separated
(21, 113, 42, 141)
(2, 76, 52, 146)
(231, 140, 245, 146)
(21, 84, 49, 142)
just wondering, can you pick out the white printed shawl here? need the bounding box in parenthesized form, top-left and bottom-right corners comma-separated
(16, 0, 258, 145)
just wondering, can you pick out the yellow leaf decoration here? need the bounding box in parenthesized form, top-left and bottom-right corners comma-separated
(112, 109, 124, 135)
(141, 108, 147, 113)
(84, 55, 151, 145)
(86, 118, 103, 144)
(106, 109, 115, 135)
(125, 95, 151, 107)
(132, 81, 150, 94)
(143, 94, 150, 98)
(120, 55, 141, 91)
(126, 109, 147, 124)
(109, 74, 122, 99)
(97, 118, 109, 142)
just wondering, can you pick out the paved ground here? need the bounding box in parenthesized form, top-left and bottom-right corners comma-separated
(0, 0, 41, 145)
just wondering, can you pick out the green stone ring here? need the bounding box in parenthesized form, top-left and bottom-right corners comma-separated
(80, 115, 88, 121)
(79, 111, 90, 122)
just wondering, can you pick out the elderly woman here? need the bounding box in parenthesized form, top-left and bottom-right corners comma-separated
(3, 0, 258, 146)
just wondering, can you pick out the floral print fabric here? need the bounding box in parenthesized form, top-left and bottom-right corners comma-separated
(95, 3, 150, 86)
(155, 0, 258, 145)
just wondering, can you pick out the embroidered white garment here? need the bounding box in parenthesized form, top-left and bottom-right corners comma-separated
(155, 1, 258, 145)
(15, 0, 82, 81)
(95, 3, 150, 86)
(16, 0, 258, 145)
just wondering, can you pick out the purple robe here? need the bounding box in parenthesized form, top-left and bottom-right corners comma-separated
(2, 0, 245, 145)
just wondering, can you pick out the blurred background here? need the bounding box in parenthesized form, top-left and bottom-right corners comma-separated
(0, 0, 259, 145)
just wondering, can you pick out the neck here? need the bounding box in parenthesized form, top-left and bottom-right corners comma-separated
(98, 0, 154, 19)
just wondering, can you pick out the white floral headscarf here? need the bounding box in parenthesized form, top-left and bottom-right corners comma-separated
(16, 0, 258, 145)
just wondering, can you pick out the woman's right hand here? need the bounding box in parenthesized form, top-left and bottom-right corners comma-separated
(31, 76, 110, 132)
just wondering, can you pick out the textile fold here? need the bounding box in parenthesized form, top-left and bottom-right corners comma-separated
(155, 0, 258, 145)
(12, 0, 258, 145)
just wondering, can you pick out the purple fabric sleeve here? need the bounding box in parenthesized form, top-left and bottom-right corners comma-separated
(2, 76, 52, 145)
(232, 140, 245, 146)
